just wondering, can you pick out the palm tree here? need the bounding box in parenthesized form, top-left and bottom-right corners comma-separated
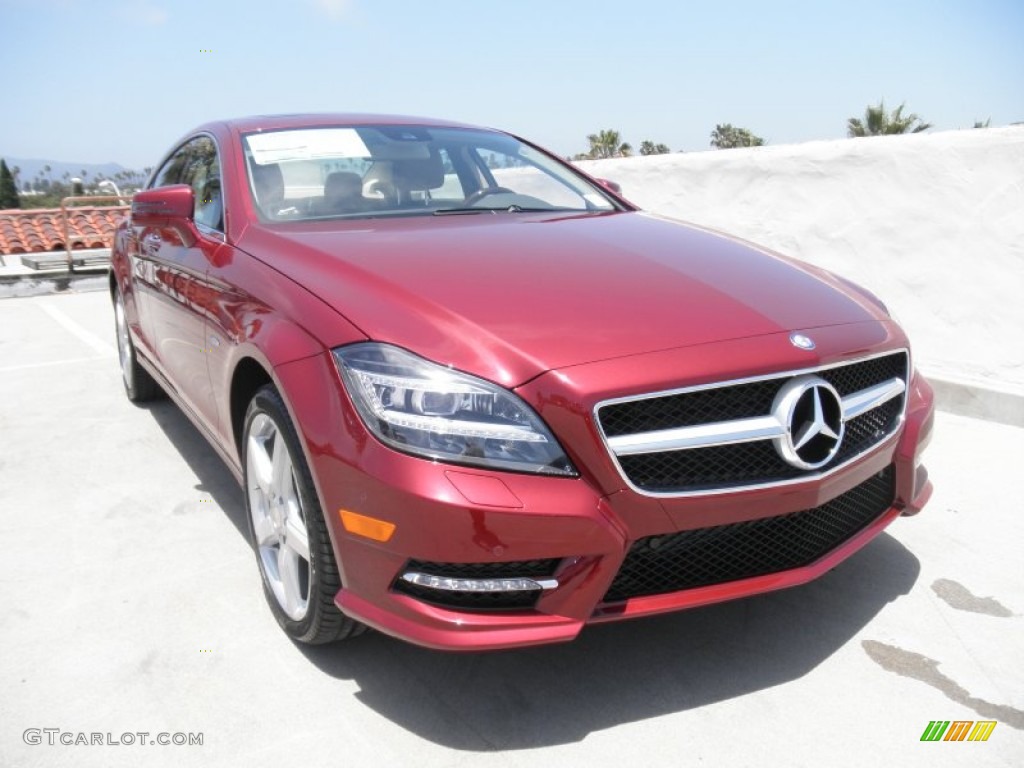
(586, 129, 632, 159)
(639, 140, 671, 155)
(709, 124, 765, 149)
(847, 100, 932, 137)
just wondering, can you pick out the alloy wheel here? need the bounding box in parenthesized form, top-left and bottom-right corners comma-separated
(246, 413, 312, 621)
(114, 292, 134, 390)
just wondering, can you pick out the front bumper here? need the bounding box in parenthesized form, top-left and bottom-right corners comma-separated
(275, 332, 934, 651)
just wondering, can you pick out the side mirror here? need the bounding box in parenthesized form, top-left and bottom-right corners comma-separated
(597, 178, 623, 196)
(131, 185, 196, 246)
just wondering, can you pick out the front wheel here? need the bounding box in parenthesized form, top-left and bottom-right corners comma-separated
(243, 385, 364, 644)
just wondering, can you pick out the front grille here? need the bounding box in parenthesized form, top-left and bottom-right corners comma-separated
(603, 466, 896, 603)
(601, 378, 780, 437)
(620, 440, 803, 491)
(597, 351, 908, 494)
(817, 354, 907, 396)
(837, 397, 903, 460)
(617, 396, 904, 493)
(392, 558, 560, 611)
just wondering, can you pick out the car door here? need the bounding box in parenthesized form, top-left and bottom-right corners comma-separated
(133, 135, 225, 432)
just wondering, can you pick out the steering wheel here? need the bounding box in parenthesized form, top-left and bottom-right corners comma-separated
(364, 180, 397, 206)
(463, 186, 515, 206)
(265, 200, 303, 219)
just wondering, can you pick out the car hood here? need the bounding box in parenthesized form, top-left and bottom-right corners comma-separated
(237, 211, 885, 387)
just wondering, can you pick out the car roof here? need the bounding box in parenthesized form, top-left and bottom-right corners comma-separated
(192, 113, 491, 136)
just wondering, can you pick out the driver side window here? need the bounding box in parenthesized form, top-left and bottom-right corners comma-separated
(152, 135, 224, 232)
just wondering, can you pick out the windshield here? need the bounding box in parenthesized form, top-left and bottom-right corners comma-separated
(242, 125, 618, 221)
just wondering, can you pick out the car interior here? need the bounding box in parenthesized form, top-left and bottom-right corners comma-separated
(243, 126, 616, 222)
(250, 150, 451, 220)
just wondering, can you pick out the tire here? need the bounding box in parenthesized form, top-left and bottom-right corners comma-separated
(243, 384, 364, 644)
(113, 288, 163, 402)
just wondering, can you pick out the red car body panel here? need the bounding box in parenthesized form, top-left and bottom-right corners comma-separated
(111, 114, 934, 650)
(234, 212, 884, 387)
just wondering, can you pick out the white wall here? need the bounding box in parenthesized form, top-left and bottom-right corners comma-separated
(576, 127, 1024, 391)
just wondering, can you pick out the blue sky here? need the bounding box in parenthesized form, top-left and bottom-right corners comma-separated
(1, 0, 1021, 169)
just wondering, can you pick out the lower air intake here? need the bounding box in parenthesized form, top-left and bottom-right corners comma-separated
(604, 466, 896, 603)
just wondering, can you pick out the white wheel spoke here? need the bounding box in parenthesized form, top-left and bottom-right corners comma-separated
(252, 513, 277, 548)
(271, 436, 292, 493)
(278, 546, 302, 617)
(284, 516, 310, 561)
(247, 436, 273, 493)
(281, 472, 301, 513)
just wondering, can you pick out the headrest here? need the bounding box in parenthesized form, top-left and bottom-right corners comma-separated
(324, 171, 363, 199)
(392, 153, 444, 190)
(250, 162, 283, 203)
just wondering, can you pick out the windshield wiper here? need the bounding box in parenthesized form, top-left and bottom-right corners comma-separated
(433, 205, 568, 216)
(432, 207, 497, 216)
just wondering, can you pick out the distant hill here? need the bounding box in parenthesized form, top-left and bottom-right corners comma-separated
(0, 157, 134, 189)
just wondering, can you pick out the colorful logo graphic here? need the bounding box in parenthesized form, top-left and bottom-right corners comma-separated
(920, 720, 997, 742)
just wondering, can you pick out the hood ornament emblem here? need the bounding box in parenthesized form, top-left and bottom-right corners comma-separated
(790, 333, 816, 351)
(772, 376, 845, 470)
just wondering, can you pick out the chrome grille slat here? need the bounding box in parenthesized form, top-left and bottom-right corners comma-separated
(607, 376, 905, 457)
(841, 377, 906, 420)
(608, 414, 785, 455)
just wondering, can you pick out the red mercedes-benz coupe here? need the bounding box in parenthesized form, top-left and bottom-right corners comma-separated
(110, 114, 934, 650)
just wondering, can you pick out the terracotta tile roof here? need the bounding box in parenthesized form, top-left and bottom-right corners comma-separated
(0, 206, 128, 255)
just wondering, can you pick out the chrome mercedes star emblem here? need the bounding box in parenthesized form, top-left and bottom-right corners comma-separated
(790, 333, 816, 350)
(772, 375, 845, 470)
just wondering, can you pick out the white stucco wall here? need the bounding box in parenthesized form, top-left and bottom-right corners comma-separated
(575, 127, 1024, 392)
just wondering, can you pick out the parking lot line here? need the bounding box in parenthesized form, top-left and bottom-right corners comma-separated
(38, 301, 116, 358)
(0, 356, 110, 374)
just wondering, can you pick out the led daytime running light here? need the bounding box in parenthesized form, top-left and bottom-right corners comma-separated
(401, 572, 558, 592)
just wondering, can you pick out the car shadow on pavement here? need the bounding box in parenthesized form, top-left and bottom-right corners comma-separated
(145, 400, 248, 539)
(297, 531, 920, 751)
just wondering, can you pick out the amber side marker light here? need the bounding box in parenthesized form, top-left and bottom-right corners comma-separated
(339, 509, 396, 542)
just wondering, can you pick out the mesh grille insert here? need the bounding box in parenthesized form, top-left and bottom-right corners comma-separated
(603, 466, 896, 603)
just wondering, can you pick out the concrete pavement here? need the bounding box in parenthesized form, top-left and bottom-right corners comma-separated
(1, 289, 1021, 767)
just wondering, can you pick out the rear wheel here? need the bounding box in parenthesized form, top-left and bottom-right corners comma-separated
(113, 288, 162, 402)
(243, 385, 364, 644)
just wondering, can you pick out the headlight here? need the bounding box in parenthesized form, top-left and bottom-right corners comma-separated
(333, 343, 577, 476)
